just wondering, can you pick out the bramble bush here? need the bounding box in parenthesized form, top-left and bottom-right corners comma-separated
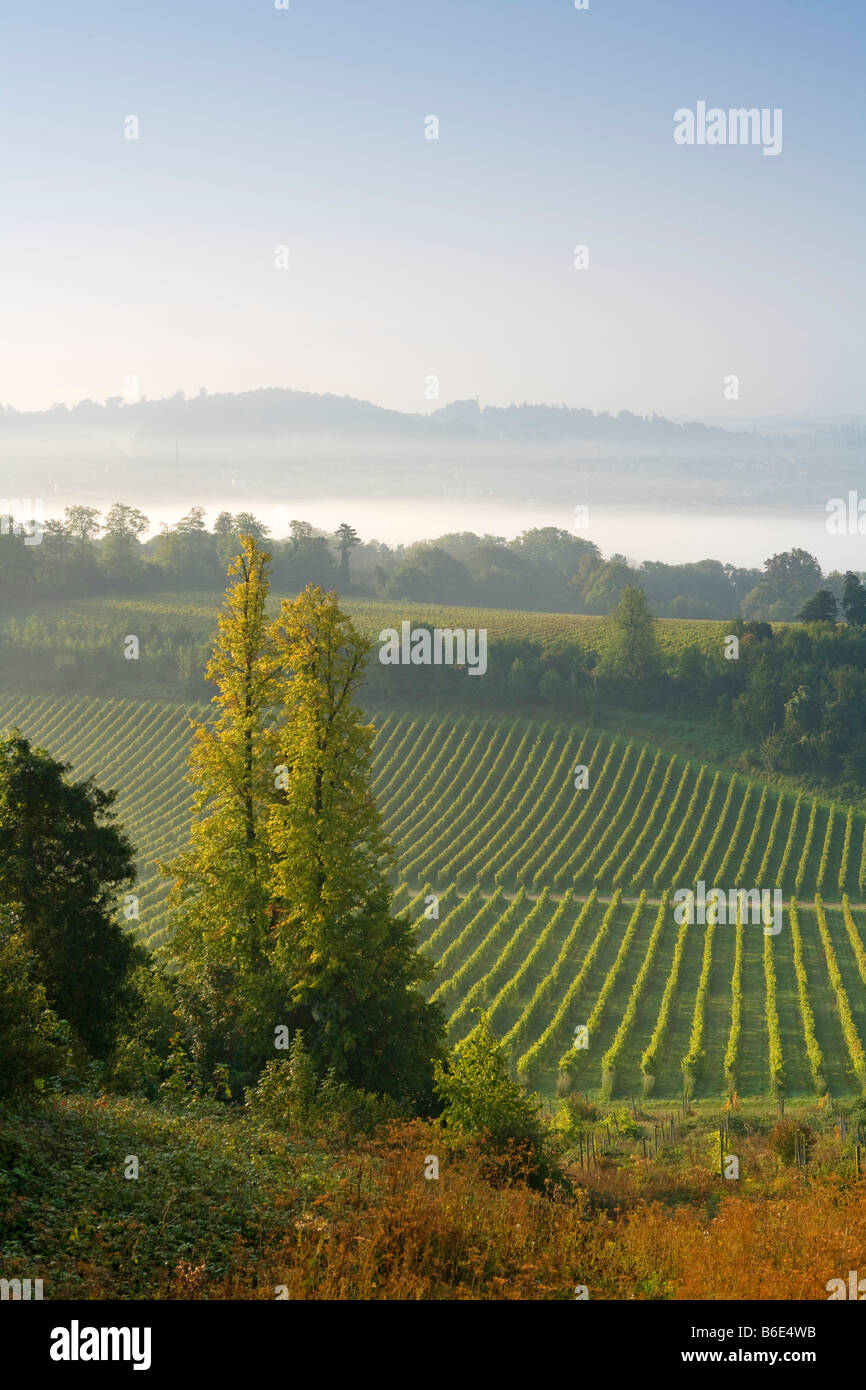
(769, 1120, 816, 1166)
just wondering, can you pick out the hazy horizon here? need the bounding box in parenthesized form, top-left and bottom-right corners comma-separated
(2, 0, 864, 419)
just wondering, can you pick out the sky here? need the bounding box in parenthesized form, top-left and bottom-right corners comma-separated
(1, 0, 864, 420)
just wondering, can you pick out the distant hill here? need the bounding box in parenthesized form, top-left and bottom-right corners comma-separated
(0, 387, 747, 441)
(1, 386, 861, 508)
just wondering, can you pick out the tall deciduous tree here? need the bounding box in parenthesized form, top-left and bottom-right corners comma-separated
(102, 502, 149, 586)
(165, 550, 443, 1104)
(599, 585, 662, 685)
(162, 536, 281, 1075)
(268, 584, 444, 1105)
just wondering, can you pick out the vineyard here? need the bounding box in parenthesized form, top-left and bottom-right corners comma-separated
(1, 691, 865, 1100)
(0, 591, 743, 661)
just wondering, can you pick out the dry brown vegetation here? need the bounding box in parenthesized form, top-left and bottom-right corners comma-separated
(4, 1098, 864, 1301)
(210, 1120, 866, 1301)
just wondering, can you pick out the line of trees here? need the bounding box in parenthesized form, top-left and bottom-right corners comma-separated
(2, 503, 860, 622)
(0, 506, 343, 598)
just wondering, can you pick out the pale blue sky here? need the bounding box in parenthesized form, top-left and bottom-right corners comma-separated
(1, 0, 863, 418)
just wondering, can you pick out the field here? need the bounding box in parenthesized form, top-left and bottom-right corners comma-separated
(0, 591, 737, 659)
(2, 690, 865, 1102)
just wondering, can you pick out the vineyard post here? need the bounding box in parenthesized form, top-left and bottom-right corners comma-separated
(642, 1137, 647, 1159)
(855, 1143, 861, 1178)
(719, 1125, 724, 1178)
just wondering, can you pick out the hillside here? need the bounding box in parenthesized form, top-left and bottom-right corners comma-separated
(0, 591, 734, 660)
(0, 387, 825, 510)
(2, 690, 865, 1102)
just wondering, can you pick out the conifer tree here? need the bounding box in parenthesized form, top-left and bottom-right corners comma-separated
(334, 522, 360, 587)
(842, 571, 866, 626)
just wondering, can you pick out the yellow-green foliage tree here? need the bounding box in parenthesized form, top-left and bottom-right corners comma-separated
(162, 536, 282, 1078)
(268, 584, 444, 1107)
(165, 547, 443, 1107)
